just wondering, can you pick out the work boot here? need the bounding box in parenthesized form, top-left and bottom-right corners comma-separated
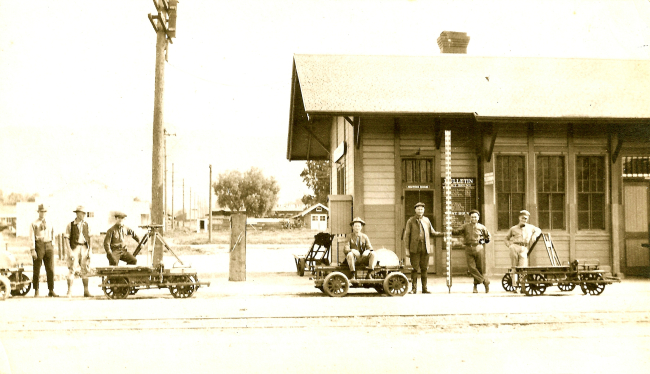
(349, 271, 356, 280)
(484, 279, 490, 294)
(473, 284, 478, 293)
(83, 279, 92, 297)
(421, 277, 430, 294)
(410, 278, 418, 294)
(48, 290, 59, 297)
(67, 279, 73, 297)
(33, 289, 39, 297)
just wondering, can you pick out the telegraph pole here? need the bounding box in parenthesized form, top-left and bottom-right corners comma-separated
(164, 128, 176, 233)
(147, 0, 178, 265)
(171, 162, 175, 229)
(182, 178, 185, 227)
(209, 165, 212, 243)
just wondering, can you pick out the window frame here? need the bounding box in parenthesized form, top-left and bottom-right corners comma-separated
(536, 154, 567, 231)
(575, 154, 608, 231)
(495, 153, 527, 231)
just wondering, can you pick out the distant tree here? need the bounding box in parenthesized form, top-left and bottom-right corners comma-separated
(213, 168, 280, 217)
(300, 160, 330, 206)
(213, 170, 245, 212)
(3, 192, 38, 205)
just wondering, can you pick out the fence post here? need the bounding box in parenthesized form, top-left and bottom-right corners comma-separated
(229, 213, 246, 281)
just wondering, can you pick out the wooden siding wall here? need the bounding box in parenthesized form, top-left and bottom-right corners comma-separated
(362, 118, 396, 251)
(489, 122, 612, 273)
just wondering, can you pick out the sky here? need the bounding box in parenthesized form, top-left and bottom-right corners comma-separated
(1, 0, 650, 211)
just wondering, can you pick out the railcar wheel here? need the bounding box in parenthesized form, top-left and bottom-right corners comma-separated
(523, 274, 547, 296)
(557, 282, 575, 292)
(169, 275, 197, 299)
(383, 272, 409, 297)
(103, 277, 130, 299)
(502, 273, 516, 292)
(579, 273, 605, 296)
(9, 273, 31, 296)
(323, 272, 349, 297)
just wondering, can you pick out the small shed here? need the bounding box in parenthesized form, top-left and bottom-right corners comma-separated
(293, 203, 329, 231)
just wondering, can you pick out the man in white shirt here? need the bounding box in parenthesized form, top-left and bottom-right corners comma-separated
(30, 204, 58, 297)
(505, 210, 542, 292)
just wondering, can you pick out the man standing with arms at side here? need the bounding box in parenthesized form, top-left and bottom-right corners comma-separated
(63, 206, 93, 297)
(404, 202, 444, 294)
(452, 209, 491, 294)
(30, 204, 58, 297)
(504, 210, 542, 292)
(103, 212, 140, 266)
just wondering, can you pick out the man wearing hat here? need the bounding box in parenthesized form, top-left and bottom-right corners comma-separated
(505, 210, 542, 291)
(103, 212, 140, 266)
(63, 206, 93, 297)
(451, 209, 491, 294)
(29, 204, 58, 297)
(343, 217, 376, 279)
(404, 202, 444, 294)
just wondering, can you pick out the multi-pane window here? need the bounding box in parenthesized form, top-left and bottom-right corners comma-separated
(402, 159, 433, 184)
(577, 156, 605, 230)
(537, 156, 565, 230)
(496, 156, 525, 230)
(337, 165, 346, 194)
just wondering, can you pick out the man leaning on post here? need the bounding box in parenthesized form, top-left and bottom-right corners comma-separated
(103, 212, 140, 266)
(451, 209, 491, 294)
(404, 202, 444, 294)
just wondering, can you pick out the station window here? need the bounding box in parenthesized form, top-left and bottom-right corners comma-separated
(402, 159, 433, 184)
(496, 155, 526, 230)
(537, 156, 565, 230)
(577, 156, 605, 230)
(337, 165, 346, 194)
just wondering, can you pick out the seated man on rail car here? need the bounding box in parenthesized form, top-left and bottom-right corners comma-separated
(343, 217, 376, 280)
(103, 212, 140, 266)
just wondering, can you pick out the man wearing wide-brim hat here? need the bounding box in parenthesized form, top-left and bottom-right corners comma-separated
(343, 217, 376, 279)
(505, 210, 542, 292)
(63, 205, 93, 297)
(29, 204, 58, 297)
(451, 209, 491, 294)
(404, 202, 445, 294)
(103, 212, 140, 266)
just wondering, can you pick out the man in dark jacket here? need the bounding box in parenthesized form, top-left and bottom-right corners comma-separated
(404, 202, 444, 294)
(103, 212, 140, 266)
(452, 210, 491, 293)
(64, 205, 93, 297)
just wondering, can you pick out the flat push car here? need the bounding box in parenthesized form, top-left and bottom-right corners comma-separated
(313, 248, 409, 297)
(95, 225, 210, 299)
(502, 233, 620, 296)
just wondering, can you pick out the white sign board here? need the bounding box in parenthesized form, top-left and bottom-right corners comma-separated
(484, 172, 494, 185)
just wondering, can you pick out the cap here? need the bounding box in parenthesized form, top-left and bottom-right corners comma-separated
(350, 217, 366, 226)
(37, 204, 47, 212)
(469, 209, 480, 216)
(414, 202, 425, 209)
(519, 210, 531, 217)
(114, 211, 127, 218)
(73, 205, 86, 213)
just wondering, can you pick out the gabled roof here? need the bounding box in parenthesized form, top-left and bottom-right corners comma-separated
(287, 54, 650, 160)
(293, 203, 329, 218)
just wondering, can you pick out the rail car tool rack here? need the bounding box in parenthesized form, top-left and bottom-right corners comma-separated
(95, 225, 210, 299)
(502, 233, 620, 296)
(294, 232, 333, 276)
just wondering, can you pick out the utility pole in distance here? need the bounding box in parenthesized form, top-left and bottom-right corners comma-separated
(163, 128, 175, 233)
(171, 163, 175, 229)
(148, 0, 178, 265)
(209, 165, 212, 243)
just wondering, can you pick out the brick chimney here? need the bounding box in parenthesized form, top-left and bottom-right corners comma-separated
(437, 31, 470, 54)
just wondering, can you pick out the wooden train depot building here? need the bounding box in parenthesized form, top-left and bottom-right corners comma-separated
(286, 40, 650, 277)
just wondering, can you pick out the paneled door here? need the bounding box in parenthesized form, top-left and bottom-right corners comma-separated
(623, 181, 650, 276)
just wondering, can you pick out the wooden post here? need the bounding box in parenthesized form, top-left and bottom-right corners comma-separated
(229, 213, 246, 281)
(209, 165, 213, 243)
